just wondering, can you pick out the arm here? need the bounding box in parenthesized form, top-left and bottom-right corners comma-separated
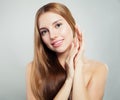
(26, 63, 36, 100)
(72, 25, 89, 99)
(53, 77, 73, 100)
(54, 43, 78, 100)
(72, 25, 108, 100)
(72, 42, 90, 100)
(72, 62, 89, 100)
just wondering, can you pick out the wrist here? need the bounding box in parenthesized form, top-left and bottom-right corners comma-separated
(66, 76, 73, 83)
(67, 73, 74, 81)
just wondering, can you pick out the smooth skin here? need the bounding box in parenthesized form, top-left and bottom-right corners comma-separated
(26, 12, 108, 100)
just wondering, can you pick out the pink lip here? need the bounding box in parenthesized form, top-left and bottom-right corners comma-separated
(51, 39, 64, 48)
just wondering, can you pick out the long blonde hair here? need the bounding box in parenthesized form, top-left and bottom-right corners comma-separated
(31, 2, 76, 100)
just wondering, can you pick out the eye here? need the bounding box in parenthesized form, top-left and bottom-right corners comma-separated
(55, 23, 62, 29)
(40, 29, 48, 36)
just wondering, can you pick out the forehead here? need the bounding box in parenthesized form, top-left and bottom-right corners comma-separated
(38, 12, 65, 28)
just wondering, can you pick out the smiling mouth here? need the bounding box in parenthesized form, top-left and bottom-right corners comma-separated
(51, 39, 64, 48)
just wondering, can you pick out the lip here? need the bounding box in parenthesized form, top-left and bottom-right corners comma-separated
(51, 39, 64, 48)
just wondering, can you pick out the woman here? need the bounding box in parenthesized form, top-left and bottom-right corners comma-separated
(26, 2, 108, 100)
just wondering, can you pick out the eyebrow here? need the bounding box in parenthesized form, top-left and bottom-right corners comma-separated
(52, 19, 62, 25)
(39, 19, 63, 30)
(39, 27, 47, 31)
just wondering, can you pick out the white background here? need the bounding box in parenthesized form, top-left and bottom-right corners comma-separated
(0, 0, 120, 100)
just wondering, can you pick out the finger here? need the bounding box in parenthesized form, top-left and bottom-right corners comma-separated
(75, 25, 85, 52)
(75, 37, 85, 63)
(66, 43, 78, 66)
(67, 44, 78, 62)
(75, 25, 82, 42)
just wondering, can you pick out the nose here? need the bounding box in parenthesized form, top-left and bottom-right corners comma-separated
(49, 29, 58, 39)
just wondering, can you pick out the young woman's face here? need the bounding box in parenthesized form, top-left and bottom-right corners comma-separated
(38, 12, 74, 53)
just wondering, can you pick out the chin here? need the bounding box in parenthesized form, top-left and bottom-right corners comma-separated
(55, 49, 66, 53)
(55, 46, 70, 54)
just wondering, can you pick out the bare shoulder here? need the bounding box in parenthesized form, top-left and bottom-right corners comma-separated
(26, 62, 36, 100)
(26, 62, 33, 76)
(84, 58, 108, 74)
(26, 62, 33, 86)
(83, 59, 108, 87)
(26, 61, 33, 89)
(26, 62, 33, 83)
(83, 59, 108, 99)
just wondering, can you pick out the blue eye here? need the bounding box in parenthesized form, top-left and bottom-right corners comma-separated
(55, 23, 62, 28)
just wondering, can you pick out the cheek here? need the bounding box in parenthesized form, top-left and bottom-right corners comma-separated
(61, 26, 73, 37)
(41, 36, 50, 46)
(62, 29, 73, 45)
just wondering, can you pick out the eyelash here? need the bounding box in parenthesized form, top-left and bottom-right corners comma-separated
(55, 23, 62, 28)
(40, 30, 48, 36)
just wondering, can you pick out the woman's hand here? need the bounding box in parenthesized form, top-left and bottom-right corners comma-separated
(65, 42, 78, 80)
(65, 25, 85, 79)
(72, 25, 88, 100)
(54, 43, 78, 100)
(74, 25, 85, 69)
